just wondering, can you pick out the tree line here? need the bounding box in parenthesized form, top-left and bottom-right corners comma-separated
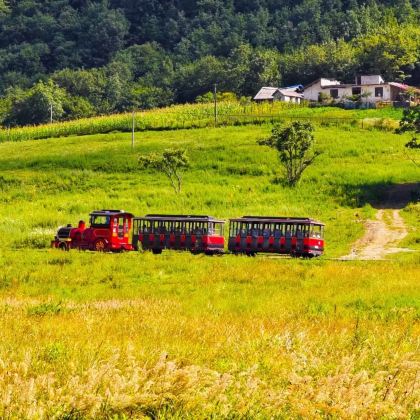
(0, 0, 419, 126)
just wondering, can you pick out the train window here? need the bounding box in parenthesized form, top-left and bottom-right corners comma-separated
(233, 222, 239, 236)
(158, 222, 167, 234)
(118, 218, 124, 234)
(251, 223, 260, 237)
(90, 215, 110, 227)
(211, 223, 223, 236)
(310, 225, 322, 238)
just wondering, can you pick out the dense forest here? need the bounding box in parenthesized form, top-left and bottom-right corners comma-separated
(0, 0, 419, 126)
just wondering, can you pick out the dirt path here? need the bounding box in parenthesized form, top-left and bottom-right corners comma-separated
(340, 183, 418, 261)
(340, 209, 410, 260)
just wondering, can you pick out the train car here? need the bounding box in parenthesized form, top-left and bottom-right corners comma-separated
(51, 210, 134, 252)
(133, 215, 225, 255)
(228, 216, 324, 257)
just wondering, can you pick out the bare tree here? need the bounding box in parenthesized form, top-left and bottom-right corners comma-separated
(258, 122, 320, 186)
(138, 148, 189, 193)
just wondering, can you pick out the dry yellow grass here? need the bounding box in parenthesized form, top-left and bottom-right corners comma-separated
(0, 290, 419, 418)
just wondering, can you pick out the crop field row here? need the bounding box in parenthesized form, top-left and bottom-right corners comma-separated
(0, 101, 404, 143)
(0, 123, 418, 418)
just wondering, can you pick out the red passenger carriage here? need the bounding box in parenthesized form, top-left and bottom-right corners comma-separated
(133, 215, 225, 255)
(228, 216, 324, 257)
(51, 210, 134, 252)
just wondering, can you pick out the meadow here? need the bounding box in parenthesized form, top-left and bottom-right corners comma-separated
(0, 122, 419, 418)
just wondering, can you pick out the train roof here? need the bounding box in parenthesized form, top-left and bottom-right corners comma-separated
(90, 210, 134, 217)
(230, 216, 324, 225)
(134, 214, 225, 223)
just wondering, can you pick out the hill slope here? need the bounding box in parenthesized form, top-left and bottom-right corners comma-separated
(0, 124, 419, 417)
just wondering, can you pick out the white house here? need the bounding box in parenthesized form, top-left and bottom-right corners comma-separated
(254, 87, 303, 104)
(304, 75, 417, 103)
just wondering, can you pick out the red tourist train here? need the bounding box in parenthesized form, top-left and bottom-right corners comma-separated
(52, 210, 325, 257)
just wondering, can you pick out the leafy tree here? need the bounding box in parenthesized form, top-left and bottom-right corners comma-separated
(0, 0, 9, 14)
(258, 122, 320, 186)
(128, 85, 174, 110)
(175, 56, 227, 102)
(195, 91, 237, 103)
(113, 42, 175, 89)
(62, 95, 95, 120)
(3, 80, 66, 126)
(396, 105, 420, 149)
(355, 23, 420, 80)
(77, 1, 129, 68)
(138, 149, 189, 193)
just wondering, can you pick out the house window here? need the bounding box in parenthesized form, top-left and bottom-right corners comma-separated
(375, 87, 383, 97)
(352, 87, 361, 95)
(330, 89, 339, 99)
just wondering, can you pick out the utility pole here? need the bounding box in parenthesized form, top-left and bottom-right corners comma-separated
(213, 83, 218, 127)
(131, 110, 135, 151)
(50, 103, 53, 124)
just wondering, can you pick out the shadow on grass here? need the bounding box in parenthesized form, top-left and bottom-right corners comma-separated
(335, 182, 420, 210)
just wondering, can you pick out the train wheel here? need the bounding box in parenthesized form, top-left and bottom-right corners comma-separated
(94, 239, 107, 252)
(59, 242, 68, 251)
(152, 249, 162, 255)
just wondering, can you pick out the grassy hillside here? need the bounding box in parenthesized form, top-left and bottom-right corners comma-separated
(0, 124, 419, 418)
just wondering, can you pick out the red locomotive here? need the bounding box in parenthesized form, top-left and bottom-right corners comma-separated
(51, 210, 134, 252)
(228, 216, 324, 257)
(133, 215, 225, 255)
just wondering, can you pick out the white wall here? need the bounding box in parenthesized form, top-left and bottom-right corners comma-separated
(328, 85, 391, 102)
(304, 80, 323, 101)
(361, 75, 384, 85)
(304, 84, 391, 102)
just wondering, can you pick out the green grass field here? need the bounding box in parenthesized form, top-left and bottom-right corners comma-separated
(0, 123, 419, 418)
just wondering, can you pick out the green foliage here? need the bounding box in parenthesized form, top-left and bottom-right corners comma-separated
(3, 81, 66, 126)
(396, 105, 420, 149)
(139, 148, 189, 193)
(0, 0, 8, 14)
(195, 91, 237, 103)
(130, 85, 174, 110)
(259, 122, 320, 186)
(0, 0, 419, 117)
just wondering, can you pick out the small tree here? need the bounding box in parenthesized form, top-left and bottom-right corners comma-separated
(138, 149, 189, 193)
(396, 105, 419, 149)
(258, 122, 320, 186)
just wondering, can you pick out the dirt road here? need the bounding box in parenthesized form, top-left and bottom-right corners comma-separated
(340, 183, 418, 261)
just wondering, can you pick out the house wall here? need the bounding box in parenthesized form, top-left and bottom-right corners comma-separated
(273, 91, 302, 103)
(305, 84, 392, 102)
(331, 85, 391, 102)
(304, 80, 323, 101)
